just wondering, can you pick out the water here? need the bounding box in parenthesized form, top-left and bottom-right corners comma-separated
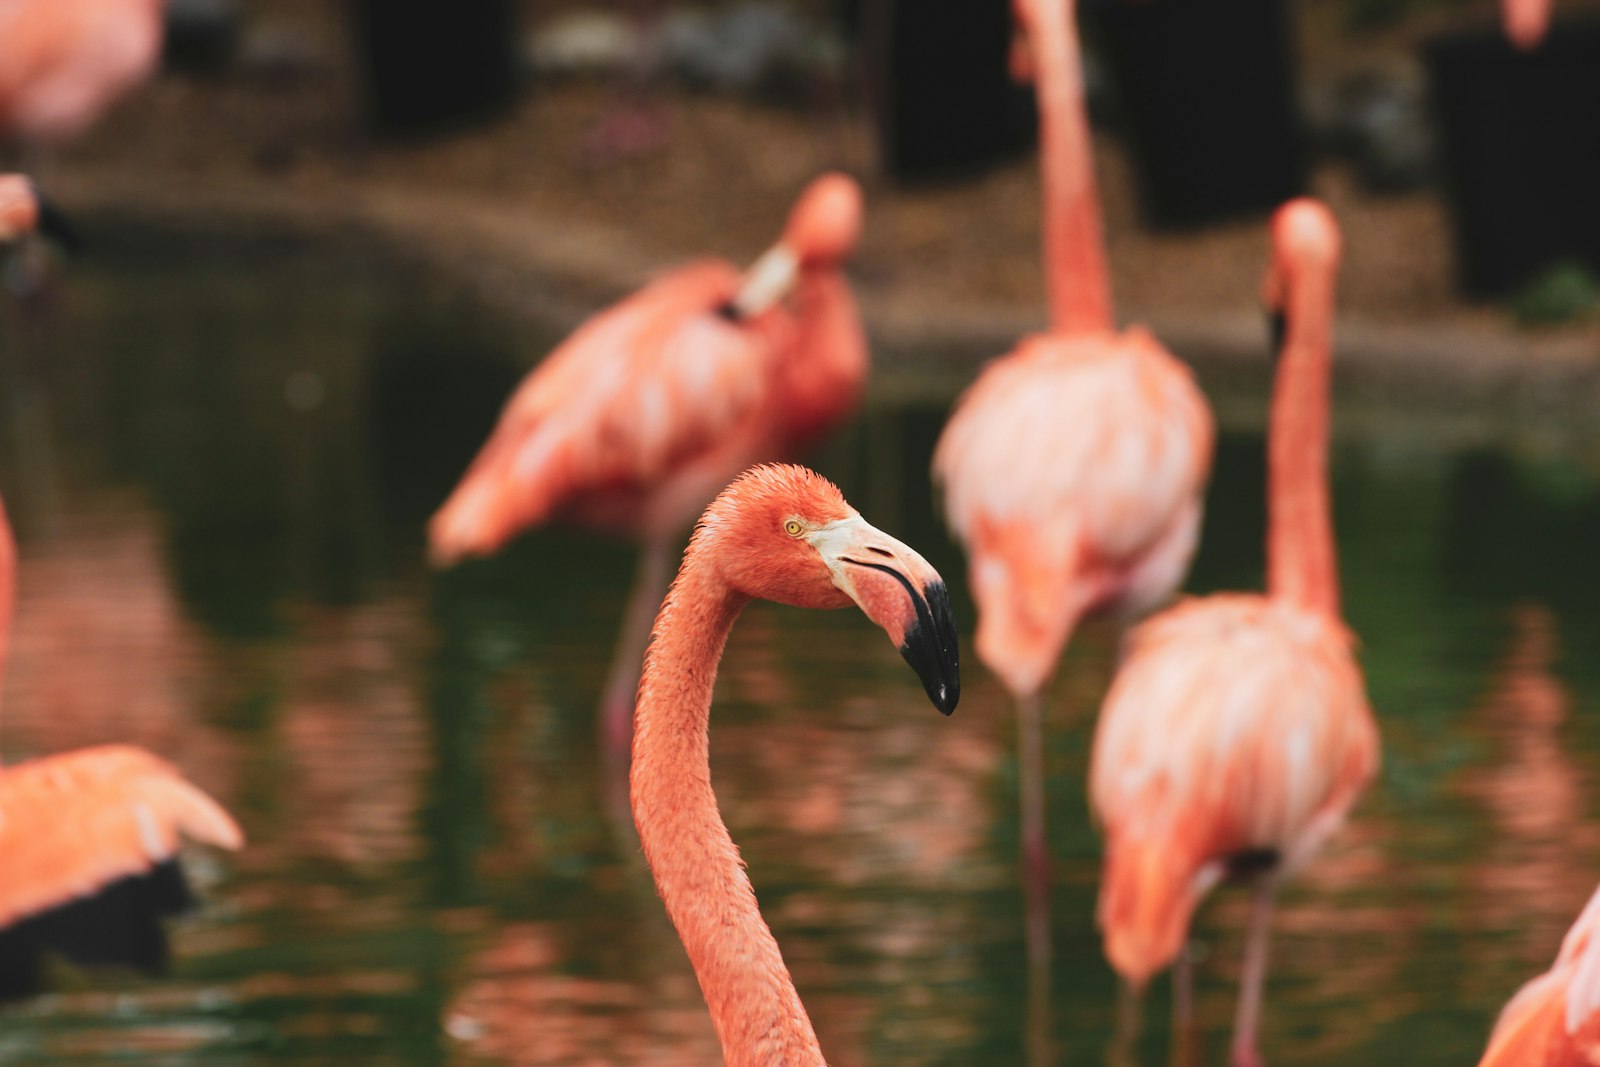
(2, 228, 1599, 1066)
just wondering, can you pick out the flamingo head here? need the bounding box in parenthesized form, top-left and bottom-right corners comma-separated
(1262, 198, 1340, 356)
(699, 464, 960, 715)
(730, 173, 863, 318)
(0, 175, 81, 252)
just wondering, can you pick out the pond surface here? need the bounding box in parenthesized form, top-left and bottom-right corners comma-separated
(2, 230, 1599, 1066)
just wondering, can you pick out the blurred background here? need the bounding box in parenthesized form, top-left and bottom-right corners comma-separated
(3, 0, 1600, 1063)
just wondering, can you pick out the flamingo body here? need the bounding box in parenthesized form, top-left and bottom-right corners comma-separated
(430, 173, 866, 561)
(0, 0, 164, 144)
(1480, 884, 1600, 1067)
(933, 326, 1211, 697)
(1089, 593, 1377, 984)
(0, 744, 241, 932)
(0, 492, 240, 999)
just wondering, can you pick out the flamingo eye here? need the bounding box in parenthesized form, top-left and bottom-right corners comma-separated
(784, 519, 805, 537)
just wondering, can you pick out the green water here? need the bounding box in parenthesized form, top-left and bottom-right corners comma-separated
(1, 230, 1598, 1066)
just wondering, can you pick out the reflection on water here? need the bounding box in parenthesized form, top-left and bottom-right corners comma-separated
(1, 232, 1599, 1065)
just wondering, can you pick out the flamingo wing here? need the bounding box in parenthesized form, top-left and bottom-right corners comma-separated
(0, 744, 242, 931)
(1088, 594, 1378, 984)
(1480, 884, 1600, 1066)
(430, 259, 787, 560)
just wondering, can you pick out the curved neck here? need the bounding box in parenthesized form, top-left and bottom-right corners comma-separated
(1267, 265, 1339, 619)
(630, 543, 825, 1067)
(1031, 0, 1113, 335)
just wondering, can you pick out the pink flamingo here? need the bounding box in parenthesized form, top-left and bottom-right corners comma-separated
(430, 174, 866, 752)
(930, 0, 1213, 1036)
(1478, 880, 1600, 1067)
(1088, 199, 1380, 1067)
(0, 0, 164, 146)
(1502, 0, 1552, 50)
(631, 463, 958, 1067)
(0, 492, 242, 1000)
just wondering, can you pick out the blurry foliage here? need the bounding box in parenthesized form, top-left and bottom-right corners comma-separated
(1509, 260, 1600, 326)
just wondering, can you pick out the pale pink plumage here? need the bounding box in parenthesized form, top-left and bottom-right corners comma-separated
(1089, 199, 1378, 1066)
(0, 0, 164, 144)
(1479, 883, 1600, 1067)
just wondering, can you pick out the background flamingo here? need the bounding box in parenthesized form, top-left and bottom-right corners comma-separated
(0, 491, 241, 1001)
(0, 0, 164, 148)
(631, 463, 958, 1067)
(1478, 880, 1600, 1067)
(430, 173, 866, 753)
(1088, 199, 1379, 1067)
(930, 0, 1213, 1040)
(1502, 0, 1552, 50)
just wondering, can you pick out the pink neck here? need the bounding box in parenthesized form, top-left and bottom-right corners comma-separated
(1267, 263, 1339, 618)
(631, 544, 825, 1067)
(1031, 0, 1113, 335)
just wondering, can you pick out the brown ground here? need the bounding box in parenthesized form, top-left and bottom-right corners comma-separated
(37, 0, 1600, 418)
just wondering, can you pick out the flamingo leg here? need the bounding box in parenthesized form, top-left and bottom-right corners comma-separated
(1229, 880, 1277, 1067)
(1018, 690, 1052, 1067)
(1110, 978, 1142, 1067)
(1171, 942, 1198, 1067)
(600, 532, 675, 756)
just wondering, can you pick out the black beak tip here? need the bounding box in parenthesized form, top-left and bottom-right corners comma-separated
(898, 579, 960, 717)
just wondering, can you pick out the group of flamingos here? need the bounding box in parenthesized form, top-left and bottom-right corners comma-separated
(0, 0, 1586, 1064)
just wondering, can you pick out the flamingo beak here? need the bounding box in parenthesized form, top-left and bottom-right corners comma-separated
(34, 191, 84, 255)
(809, 516, 961, 715)
(730, 243, 799, 319)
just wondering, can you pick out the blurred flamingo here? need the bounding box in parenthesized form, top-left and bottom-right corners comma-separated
(631, 464, 958, 1067)
(0, 492, 242, 1001)
(1088, 199, 1379, 1067)
(1478, 880, 1600, 1067)
(1503, 0, 1551, 50)
(930, 0, 1213, 1037)
(0, 0, 164, 146)
(430, 173, 866, 753)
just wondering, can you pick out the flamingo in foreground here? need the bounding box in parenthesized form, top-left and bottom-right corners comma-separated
(0, 492, 242, 1001)
(430, 173, 866, 752)
(631, 463, 959, 1067)
(930, 0, 1213, 1038)
(1478, 880, 1600, 1066)
(1088, 199, 1379, 1066)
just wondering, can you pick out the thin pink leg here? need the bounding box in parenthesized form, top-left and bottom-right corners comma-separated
(1172, 942, 1198, 1067)
(1109, 978, 1141, 1067)
(1230, 881, 1277, 1067)
(1018, 691, 1052, 1067)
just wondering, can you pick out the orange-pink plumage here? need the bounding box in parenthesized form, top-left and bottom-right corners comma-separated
(1089, 199, 1379, 1066)
(1478, 883, 1600, 1067)
(429, 175, 866, 748)
(0, 491, 241, 997)
(0, 0, 164, 144)
(631, 464, 958, 1067)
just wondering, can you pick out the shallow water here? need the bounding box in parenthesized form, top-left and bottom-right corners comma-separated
(2, 231, 1599, 1066)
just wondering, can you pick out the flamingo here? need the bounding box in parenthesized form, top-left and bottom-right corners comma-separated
(1087, 199, 1380, 1067)
(0, 0, 164, 146)
(930, 0, 1213, 1037)
(1478, 880, 1600, 1067)
(430, 173, 866, 752)
(631, 463, 958, 1067)
(1502, 0, 1552, 50)
(0, 492, 242, 1001)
